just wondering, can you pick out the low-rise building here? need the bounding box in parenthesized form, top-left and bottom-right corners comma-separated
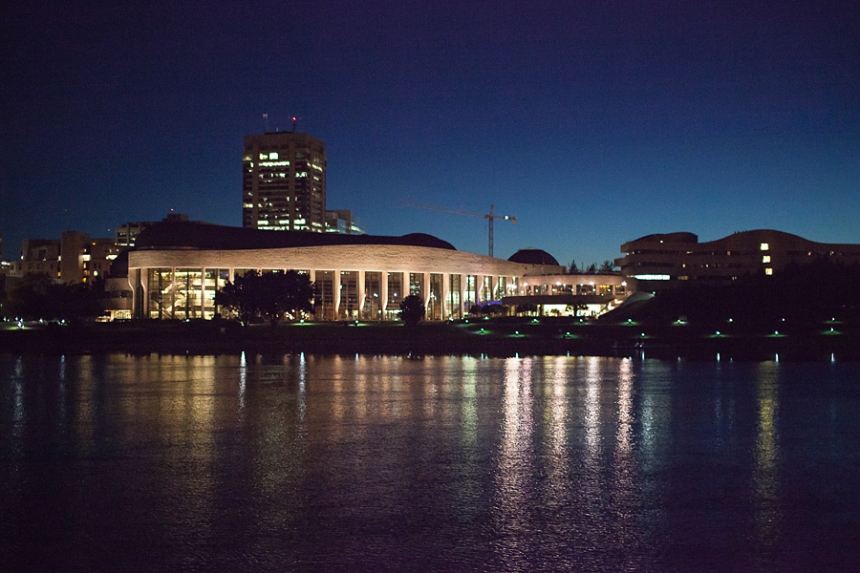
(616, 230, 860, 292)
(9, 231, 122, 284)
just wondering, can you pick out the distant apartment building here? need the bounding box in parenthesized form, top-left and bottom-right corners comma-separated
(325, 209, 365, 235)
(9, 231, 122, 284)
(616, 230, 860, 292)
(116, 212, 189, 247)
(242, 131, 326, 232)
(116, 221, 154, 248)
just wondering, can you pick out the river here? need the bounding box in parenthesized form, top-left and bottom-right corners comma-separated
(2, 353, 859, 572)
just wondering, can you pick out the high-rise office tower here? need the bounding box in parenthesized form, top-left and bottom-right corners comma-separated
(242, 131, 326, 232)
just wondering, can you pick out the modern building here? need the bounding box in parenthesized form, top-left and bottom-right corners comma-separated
(125, 221, 580, 321)
(116, 212, 189, 247)
(242, 131, 326, 232)
(9, 231, 122, 284)
(616, 230, 860, 292)
(325, 209, 365, 235)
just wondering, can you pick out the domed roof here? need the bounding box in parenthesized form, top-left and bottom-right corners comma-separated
(134, 221, 457, 251)
(508, 248, 560, 266)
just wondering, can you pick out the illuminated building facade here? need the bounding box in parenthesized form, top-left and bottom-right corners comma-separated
(9, 231, 121, 284)
(616, 230, 860, 291)
(126, 222, 570, 321)
(242, 132, 326, 232)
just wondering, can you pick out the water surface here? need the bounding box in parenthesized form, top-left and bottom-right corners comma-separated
(1, 354, 859, 572)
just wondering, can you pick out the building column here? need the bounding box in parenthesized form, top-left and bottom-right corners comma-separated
(136, 268, 147, 319)
(442, 273, 450, 320)
(381, 271, 389, 320)
(422, 272, 430, 314)
(334, 269, 342, 320)
(458, 274, 466, 318)
(358, 269, 366, 321)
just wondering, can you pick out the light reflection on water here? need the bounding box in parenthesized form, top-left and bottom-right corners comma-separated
(2, 354, 860, 572)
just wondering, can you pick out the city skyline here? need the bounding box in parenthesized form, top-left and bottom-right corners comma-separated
(3, 0, 858, 267)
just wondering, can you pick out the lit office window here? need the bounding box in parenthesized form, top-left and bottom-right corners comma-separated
(762, 255, 771, 263)
(760, 243, 769, 251)
(765, 268, 773, 276)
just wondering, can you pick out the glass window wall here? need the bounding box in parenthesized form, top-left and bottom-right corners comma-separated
(339, 271, 359, 320)
(447, 274, 462, 319)
(364, 271, 382, 320)
(148, 268, 173, 319)
(428, 273, 443, 320)
(465, 275, 477, 314)
(386, 272, 403, 320)
(409, 272, 424, 299)
(174, 268, 203, 320)
(315, 271, 336, 321)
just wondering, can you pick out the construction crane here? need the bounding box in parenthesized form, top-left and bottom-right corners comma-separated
(404, 203, 516, 257)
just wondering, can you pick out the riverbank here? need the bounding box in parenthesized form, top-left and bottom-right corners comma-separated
(2, 317, 858, 360)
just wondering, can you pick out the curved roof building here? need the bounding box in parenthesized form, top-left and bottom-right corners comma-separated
(616, 229, 860, 290)
(127, 222, 564, 321)
(507, 248, 560, 266)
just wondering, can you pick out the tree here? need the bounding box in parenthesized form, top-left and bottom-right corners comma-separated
(399, 294, 425, 326)
(599, 260, 616, 273)
(4, 273, 103, 322)
(586, 263, 598, 274)
(568, 261, 579, 274)
(215, 270, 314, 326)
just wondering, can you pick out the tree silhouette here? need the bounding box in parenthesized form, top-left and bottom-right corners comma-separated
(399, 294, 425, 326)
(216, 270, 314, 326)
(599, 260, 616, 273)
(4, 273, 103, 321)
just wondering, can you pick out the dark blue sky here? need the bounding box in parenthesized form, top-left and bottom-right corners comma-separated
(3, 0, 858, 267)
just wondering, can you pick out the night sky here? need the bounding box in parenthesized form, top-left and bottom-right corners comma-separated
(3, 1, 858, 267)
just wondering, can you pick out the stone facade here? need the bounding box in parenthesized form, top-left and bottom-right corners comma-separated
(127, 244, 565, 321)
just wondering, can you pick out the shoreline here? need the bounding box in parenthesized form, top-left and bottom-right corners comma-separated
(2, 319, 858, 361)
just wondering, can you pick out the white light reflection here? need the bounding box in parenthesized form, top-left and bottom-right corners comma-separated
(299, 352, 306, 390)
(753, 362, 782, 548)
(585, 357, 601, 456)
(545, 356, 571, 510)
(58, 355, 67, 425)
(238, 351, 247, 413)
(612, 358, 638, 537)
(491, 357, 535, 565)
(461, 357, 478, 451)
(616, 359, 634, 455)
